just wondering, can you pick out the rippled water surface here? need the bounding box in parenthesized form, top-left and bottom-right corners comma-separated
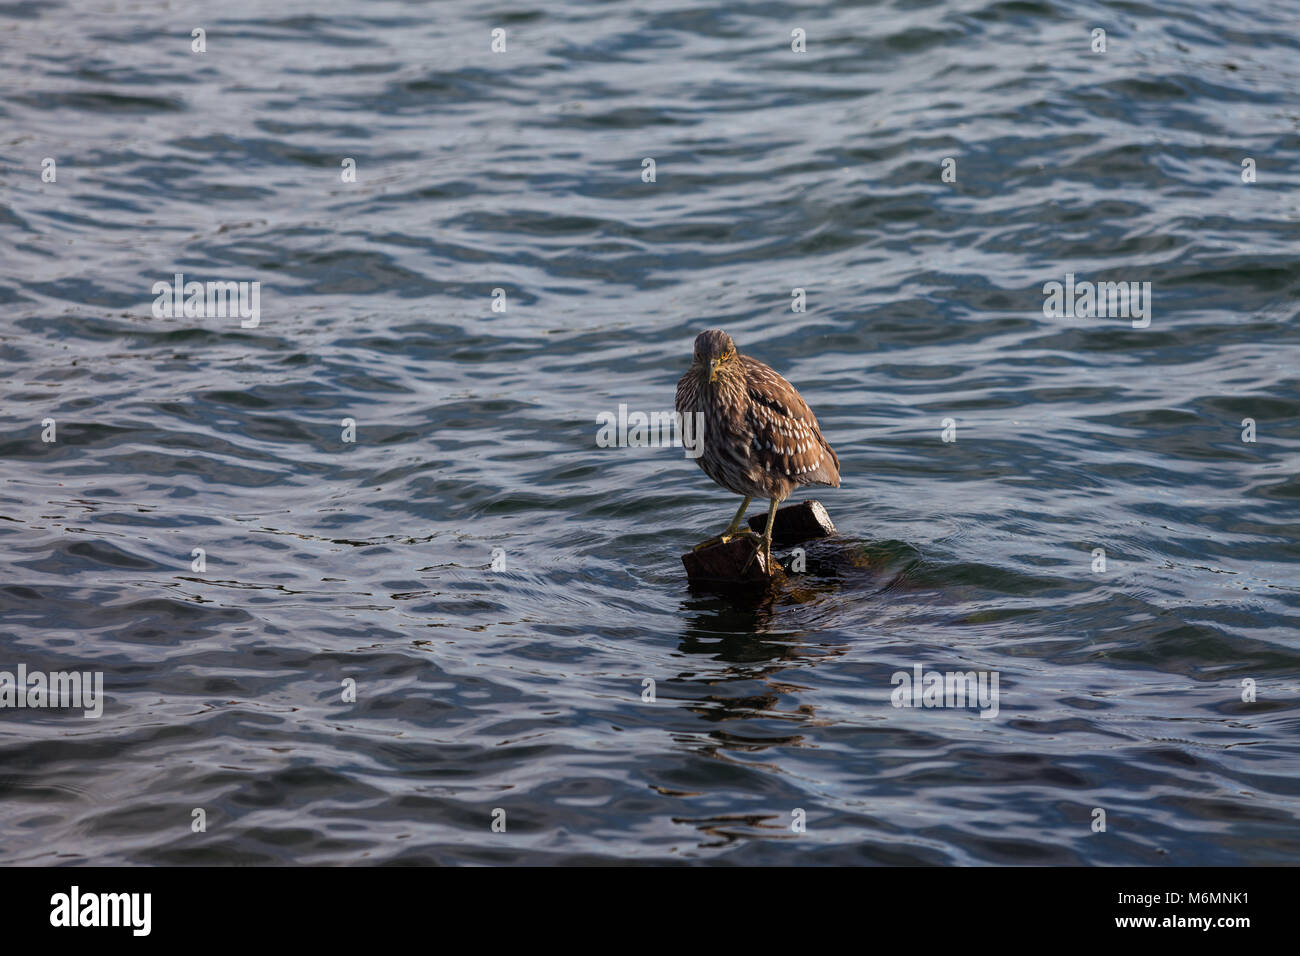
(2, 0, 1299, 865)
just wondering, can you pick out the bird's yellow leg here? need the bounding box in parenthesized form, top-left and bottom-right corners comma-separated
(742, 496, 781, 572)
(692, 496, 756, 550)
(761, 496, 779, 565)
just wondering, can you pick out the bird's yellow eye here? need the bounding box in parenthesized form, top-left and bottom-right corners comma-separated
(723, 349, 734, 361)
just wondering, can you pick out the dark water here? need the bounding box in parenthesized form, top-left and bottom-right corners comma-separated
(2, 0, 1299, 865)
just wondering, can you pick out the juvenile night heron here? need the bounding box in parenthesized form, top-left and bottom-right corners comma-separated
(676, 329, 840, 570)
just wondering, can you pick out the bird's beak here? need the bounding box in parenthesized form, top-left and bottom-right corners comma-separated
(708, 358, 721, 383)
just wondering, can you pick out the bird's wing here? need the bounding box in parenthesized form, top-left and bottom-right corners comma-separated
(741, 356, 840, 487)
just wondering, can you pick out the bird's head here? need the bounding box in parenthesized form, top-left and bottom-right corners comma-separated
(693, 329, 739, 384)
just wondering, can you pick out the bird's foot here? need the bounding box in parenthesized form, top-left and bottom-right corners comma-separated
(740, 542, 774, 574)
(691, 529, 760, 551)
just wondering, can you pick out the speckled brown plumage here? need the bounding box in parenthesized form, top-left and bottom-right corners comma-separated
(676, 328, 839, 566)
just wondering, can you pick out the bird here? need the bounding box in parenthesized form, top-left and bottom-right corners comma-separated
(675, 329, 840, 571)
